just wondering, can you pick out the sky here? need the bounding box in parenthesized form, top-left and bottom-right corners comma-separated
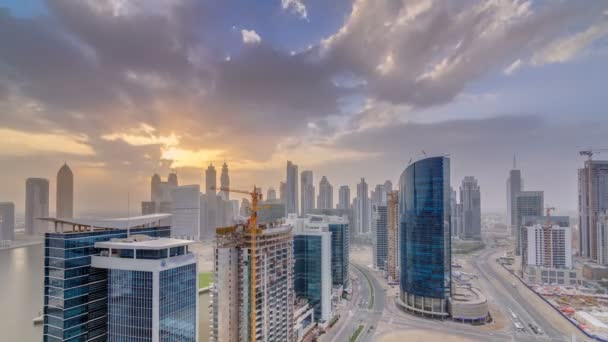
(0, 0, 607, 216)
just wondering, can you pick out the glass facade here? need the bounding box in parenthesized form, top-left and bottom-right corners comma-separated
(328, 223, 349, 287)
(294, 235, 323, 320)
(43, 226, 170, 342)
(107, 270, 153, 342)
(399, 157, 451, 306)
(159, 263, 197, 342)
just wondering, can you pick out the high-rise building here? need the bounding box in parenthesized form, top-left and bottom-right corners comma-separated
(506, 158, 522, 232)
(523, 223, 572, 269)
(598, 211, 608, 265)
(279, 181, 286, 203)
(460, 176, 481, 240)
(286, 161, 299, 215)
(151, 173, 162, 203)
(372, 184, 387, 205)
(515, 191, 544, 256)
(294, 230, 332, 323)
(450, 188, 459, 237)
(56, 163, 74, 219)
(220, 162, 230, 200)
(520, 215, 569, 268)
(206, 163, 217, 195)
(337, 186, 350, 210)
(171, 185, 201, 240)
(167, 171, 178, 187)
(384, 180, 393, 193)
(26, 178, 49, 235)
(92, 236, 197, 341)
(212, 223, 294, 341)
(356, 178, 370, 234)
(239, 198, 251, 217)
(372, 204, 388, 270)
(301, 170, 315, 216)
(267, 187, 277, 201)
(317, 176, 333, 210)
(398, 156, 451, 318)
(0, 202, 15, 241)
(578, 160, 608, 260)
(41, 214, 171, 342)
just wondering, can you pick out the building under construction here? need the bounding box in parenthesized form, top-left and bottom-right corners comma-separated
(211, 222, 295, 341)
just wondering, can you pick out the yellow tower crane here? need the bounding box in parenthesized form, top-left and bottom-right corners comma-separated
(211, 185, 263, 342)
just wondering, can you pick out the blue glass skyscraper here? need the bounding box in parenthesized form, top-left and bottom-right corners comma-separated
(398, 156, 451, 318)
(328, 221, 349, 288)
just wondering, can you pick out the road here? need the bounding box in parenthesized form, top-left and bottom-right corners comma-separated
(471, 247, 567, 341)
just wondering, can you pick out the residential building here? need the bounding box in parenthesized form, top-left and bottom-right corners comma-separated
(524, 224, 572, 269)
(92, 236, 197, 341)
(398, 156, 451, 318)
(460, 176, 481, 240)
(356, 178, 370, 234)
(521, 215, 570, 268)
(578, 160, 608, 260)
(373, 204, 389, 270)
(286, 161, 299, 215)
(56, 163, 73, 219)
(0, 202, 15, 241)
(294, 230, 332, 323)
(301, 170, 315, 216)
(515, 191, 544, 256)
(41, 214, 171, 342)
(171, 185, 201, 240)
(212, 223, 294, 341)
(26, 178, 49, 235)
(337, 186, 350, 210)
(220, 162, 229, 200)
(317, 176, 333, 210)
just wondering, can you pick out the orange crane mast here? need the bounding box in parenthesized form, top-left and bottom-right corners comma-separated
(211, 185, 263, 342)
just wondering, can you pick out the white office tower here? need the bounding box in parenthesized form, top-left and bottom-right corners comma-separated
(220, 162, 230, 200)
(92, 236, 198, 341)
(337, 186, 350, 210)
(301, 170, 315, 216)
(317, 176, 333, 209)
(171, 185, 201, 240)
(598, 212, 608, 265)
(460, 176, 481, 240)
(515, 191, 544, 256)
(56, 163, 74, 219)
(524, 224, 572, 269)
(356, 178, 370, 234)
(372, 204, 389, 270)
(578, 160, 608, 260)
(212, 223, 295, 341)
(0, 202, 15, 242)
(25, 178, 49, 235)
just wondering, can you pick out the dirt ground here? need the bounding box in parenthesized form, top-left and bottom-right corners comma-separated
(377, 329, 478, 342)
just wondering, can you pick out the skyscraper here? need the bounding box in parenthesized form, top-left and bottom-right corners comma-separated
(151, 173, 162, 203)
(56, 163, 74, 219)
(356, 178, 370, 234)
(171, 185, 201, 240)
(279, 182, 286, 203)
(286, 161, 299, 215)
(337, 185, 350, 210)
(372, 184, 387, 205)
(301, 170, 315, 216)
(506, 157, 522, 232)
(206, 163, 217, 195)
(220, 161, 230, 200)
(398, 156, 451, 318)
(25, 178, 49, 235)
(267, 187, 277, 201)
(578, 160, 608, 260)
(167, 171, 178, 187)
(92, 237, 197, 341)
(460, 176, 481, 240)
(372, 204, 388, 270)
(0, 202, 15, 241)
(384, 180, 393, 193)
(317, 176, 333, 209)
(598, 211, 608, 265)
(515, 191, 544, 256)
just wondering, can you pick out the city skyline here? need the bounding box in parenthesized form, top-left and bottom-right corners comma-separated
(1, 1, 607, 214)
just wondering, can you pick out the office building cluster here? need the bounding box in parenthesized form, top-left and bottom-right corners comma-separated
(451, 176, 482, 240)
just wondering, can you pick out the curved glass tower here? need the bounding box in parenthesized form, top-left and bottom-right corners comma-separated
(398, 156, 451, 318)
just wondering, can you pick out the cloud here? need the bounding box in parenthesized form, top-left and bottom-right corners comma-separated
(532, 21, 608, 65)
(0, 128, 95, 157)
(241, 29, 262, 44)
(281, 0, 308, 20)
(101, 123, 180, 147)
(503, 59, 522, 75)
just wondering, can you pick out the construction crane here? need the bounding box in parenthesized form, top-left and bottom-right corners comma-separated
(211, 185, 263, 342)
(544, 207, 555, 268)
(388, 191, 398, 283)
(579, 149, 608, 259)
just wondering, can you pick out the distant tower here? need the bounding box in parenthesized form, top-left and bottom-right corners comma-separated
(267, 187, 277, 201)
(286, 161, 298, 215)
(25, 178, 49, 235)
(338, 186, 350, 210)
(356, 178, 370, 234)
(301, 170, 314, 216)
(206, 163, 217, 195)
(151, 174, 162, 203)
(279, 182, 286, 203)
(460, 176, 481, 239)
(167, 172, 178, 187)
(56, 163, 74, 219)
(220, 162, 230, 200)
(317, 176, 333, 209)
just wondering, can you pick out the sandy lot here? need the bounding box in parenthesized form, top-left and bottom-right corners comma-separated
(377, 330, 478, 342)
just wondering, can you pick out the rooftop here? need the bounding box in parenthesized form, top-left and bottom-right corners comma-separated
(95, 236, 193, 250)
(39, 213, 171, 231)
